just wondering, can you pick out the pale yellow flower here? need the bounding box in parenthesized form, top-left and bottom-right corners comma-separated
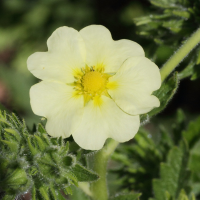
(27, 25, 161, 150)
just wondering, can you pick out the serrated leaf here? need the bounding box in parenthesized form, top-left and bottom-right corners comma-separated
(162, 19, 184, 33)
(39, 186, 50, 200)
(63, 170, 78, 186)
(110, 193, 141, 200)
(134, 16, 152, 26)
(0, 118, 10, 126)
(27, 137, 38, 156)
(34, 135, 47, 151)
(4, 128, 21, 142)
(172, 10, 190, 19)
(9, 113, 21, 129)
(71, 164, 99, 182)
(177, 189, 189, 200)
(59, 141, 69, 156)
(178, 60, 195, 80)
(37, 123, 46, 134)
(140, 72, 179, 124)
(0, 110, 99, 198)
(152, 140, 190, 200)
(182, 116, 200, 148)
(149, 72, 178, 117)
(49, 185, 66, 200)
(4, 168, 28, 190)
(140, 72, 178, 122)
(63, 186, 73, 195)
(0, 139, 18, 152)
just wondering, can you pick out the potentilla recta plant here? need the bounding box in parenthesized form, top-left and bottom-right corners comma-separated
(1, 4, 200, 198)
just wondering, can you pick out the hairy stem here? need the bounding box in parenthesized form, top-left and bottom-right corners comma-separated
(160, 28, 200, 82)
(91, 139, 119, 200)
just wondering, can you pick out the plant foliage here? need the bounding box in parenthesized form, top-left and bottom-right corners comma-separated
(0, 111, 98, 200)
(134, 0, 200, 80)
(112, 110, 200, 200)
(140, 72, 179, 124)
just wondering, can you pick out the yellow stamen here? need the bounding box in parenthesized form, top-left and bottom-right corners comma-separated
(71, 65, 115, 106)
(82, 71, 106, 93)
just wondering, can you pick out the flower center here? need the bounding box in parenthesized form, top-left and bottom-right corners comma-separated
(71, 65, 113, 105)
(82, 71, 106, 93)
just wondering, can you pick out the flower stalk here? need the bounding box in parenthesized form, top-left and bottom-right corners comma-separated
(160, 28, 200, 82)
(91, 139, 119, 200)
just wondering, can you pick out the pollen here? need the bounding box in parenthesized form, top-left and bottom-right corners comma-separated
(82, 71, 106, 93)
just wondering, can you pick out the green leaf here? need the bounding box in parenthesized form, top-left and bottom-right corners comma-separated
(0, 139, 18, 152)
(63, 155, 74, 166)
(4, 128, 21, 142)
(70, 186, 91, 200)
(177, 190, 189, 200)
(191, 64, 200, 80)
(177, 189, 196, 200)
(32, 186, 37, 200)
(63, 186, 73, 195)
(152, 140, 190, 200)
(162, 19, 184, 33)
(0, 111, 99, 198)
(3, 168, 29, 192)
(150, 0, 177, 8)
(172, 109, 186, 145)
(110, 193, 141, 200)
(178, 60, 195, 80)
(37, 123, 46, 134)
(111, 128, 170, 200)
(63, 170, 78, 186)
(140, 72, 178, 123)
(71, 164, 99, 182)
(196, 50, 200, 65)
(182, 116, 200, 148)
(150, 72, 178, 116)
(140, 114, 149, 125)
(34, 135, 47, 151)
(1, 195, 15, 200)
(59, 141, 69, 156)
(27, 137, 38, 156)
(172, 10, 190, 19)
(39, 186, 50, 200)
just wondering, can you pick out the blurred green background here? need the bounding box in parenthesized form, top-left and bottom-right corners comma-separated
(0, 0, 200, 128)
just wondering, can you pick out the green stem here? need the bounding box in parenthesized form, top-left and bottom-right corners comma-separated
(91, 139, 119, 200)
(160, 28, 200, 82)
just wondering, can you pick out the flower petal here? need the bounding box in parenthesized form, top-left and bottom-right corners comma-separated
(30, 81, 83, 138)
(27, 52, 74, 83)
(108, 57, 161, 115)
(72, 96, 140, 150)
(27, 26, 86, 83)
(79, 25, 144, 72)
